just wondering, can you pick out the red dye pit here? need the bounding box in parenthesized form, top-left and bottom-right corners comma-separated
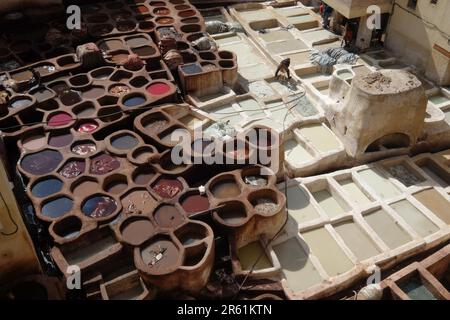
(146, 82, 171, 96)
(48, 113, 73, 127)
(77, 122, 99, 133)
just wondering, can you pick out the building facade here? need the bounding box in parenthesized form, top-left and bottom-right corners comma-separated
(385, 0, 450, 86)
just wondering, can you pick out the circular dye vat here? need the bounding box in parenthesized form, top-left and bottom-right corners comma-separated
(146, 82, 171, 96)
(90, 154, 120, 175)
(111, 134, 138, 150)
(77, 121, 98, 133)
(48, 133, 73, 148)
(152, 178, 183, 199)
(153, 205, 184, 228)
(123, 95, 146, 107)
(30, 88, 53, 103)
(82, 196, 117, 219)
(12, 70, 33, 82)
(48, 112, 73, 127)
(253, 198, 278, 215)
(106, 180, 128, 194)
(156, 17, 174, 25)
(35, 64, 55, 76)
(109, 84, 130, 96)
(141, 238, 180, 271)
(73, 180, 99, 198)
(132, 146, 155, 162)
(22, 135, 46, 151)
(53, 216, 81, 239)
(211, 180, 240, 198)
(98, 39, 125, 52)
(144, 118, 168, 133)
(49, 82, 69, 94)
(244, 175, 268, 187)
(31, 178, 63, 198)
(82, 87, 105, 99)
(154, 7, 170, 15)
(60, 91, 81, 106)
(59, 160, 86, 179)
(21, 150, 62, 175)
(125, 36, 147, 47)
(41, 197, 73, 219)
(133, 168, 155, 185)
(72, 142, 97, 156)
(181, 194, 210, 214)
(121, 218, 155, 246)
(134, 5, 149, 14)
(91, 68, 114, 80)
(110, 52, 129, 64)
(117, 20, 136, 32)
(10, 97, 33, 108)
(132, 46, 156, 56)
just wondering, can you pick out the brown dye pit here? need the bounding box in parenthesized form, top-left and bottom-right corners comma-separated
(132, 146, 155, 163)
(131, 46, 156, 56)
(133, 167, 155, 185)
(141, 238, 180, 272)
(105, 177, 128, 194)
(156, 17, 175, 25)
(181, 194, 210, 214)
(22, 135, 46, 150)
(122, 190, 153, 215)
(73, 180, 99, 198)
(152, 178, 183, 199)
(121, 218, 155, 246)
(125, 36, 147, 47)
(154, 7, 170, 15)
(117, 20, 136, 32)
(111, 53, 129, 64)
(211, 180, 240, 198)
(178, 10, 195, 17)
(82, 87, 105, 100)
(99, 39, 125, 52)
(31, 88, 53, 103)
(215, 202, 247, 225)
(153, 205, 184, 228)
(12, 70, 33, 82)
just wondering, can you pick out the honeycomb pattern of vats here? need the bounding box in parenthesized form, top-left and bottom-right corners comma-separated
(134, 105, 265, 169)
(18, 130, 160, 242)
(81, 0, 205, 39)
(0, 19, 89, 72)
(0, 32, 163, 97)
(16, 101, 286, 295)
(0, 63, 177, 139)
(96, 33, 161, 65)
(121, 207, 215, 292)
(205, 166, 287, 244)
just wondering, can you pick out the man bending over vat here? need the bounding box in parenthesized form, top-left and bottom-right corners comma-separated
(275, 58, 291, 80)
